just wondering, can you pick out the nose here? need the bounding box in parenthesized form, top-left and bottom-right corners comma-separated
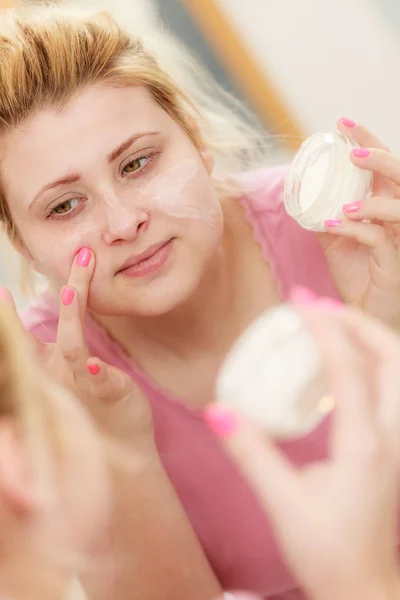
(101, 188, 150, 245)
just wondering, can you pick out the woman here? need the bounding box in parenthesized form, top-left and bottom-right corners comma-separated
(1, 2, 400, 597)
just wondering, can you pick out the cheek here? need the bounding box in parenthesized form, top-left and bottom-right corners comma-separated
(147, 163, 221, 228)
(22, 225, 100, 285)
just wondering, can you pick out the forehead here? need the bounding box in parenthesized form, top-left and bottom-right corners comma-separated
(1, 85, 172, 208)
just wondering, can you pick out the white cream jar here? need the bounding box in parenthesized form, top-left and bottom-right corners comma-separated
(216, 305, 334, 440)
(284, 132, 373, 232)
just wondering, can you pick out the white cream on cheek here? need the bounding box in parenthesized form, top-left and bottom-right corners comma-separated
(139, 158, 220, 227)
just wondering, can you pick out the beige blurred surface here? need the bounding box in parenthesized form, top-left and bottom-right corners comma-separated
(65, 580, 87, 600)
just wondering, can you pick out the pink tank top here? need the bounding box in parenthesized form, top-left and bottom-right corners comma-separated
(22, 166, 342, 598)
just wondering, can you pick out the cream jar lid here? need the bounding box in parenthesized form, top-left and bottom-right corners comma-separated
(284, 132, 373, 232)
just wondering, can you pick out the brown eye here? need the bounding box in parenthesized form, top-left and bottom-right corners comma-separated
(53, 198, 78, 215)
(122, 156, 147, 175)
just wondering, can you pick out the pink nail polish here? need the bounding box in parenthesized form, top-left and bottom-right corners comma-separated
(88, 364, 100, 375)
(289, 285, 317, 305)
(325, 219, 342, 228)
(61, 287, 74, 306)
(76, 247, 91, 267)
(343, 201, 361, 213)
(341, 117, 356, 128)
(203, 406, 238, 438)
(352, 148, 370, 158)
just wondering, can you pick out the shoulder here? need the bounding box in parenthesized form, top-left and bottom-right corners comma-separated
(19, 294, 59, 343)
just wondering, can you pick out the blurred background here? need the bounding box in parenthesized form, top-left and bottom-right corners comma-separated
(0, 0, 399, 307)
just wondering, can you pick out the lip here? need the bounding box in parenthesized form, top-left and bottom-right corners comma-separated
(117, 239, 174, 278)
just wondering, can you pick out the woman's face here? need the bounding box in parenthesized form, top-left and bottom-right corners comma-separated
(1, 84, 223, 316)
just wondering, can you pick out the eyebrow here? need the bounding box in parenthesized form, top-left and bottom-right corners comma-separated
(29, 131, 160, 209)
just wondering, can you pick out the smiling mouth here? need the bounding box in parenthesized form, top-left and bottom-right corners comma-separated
(117, 239, 174, 278)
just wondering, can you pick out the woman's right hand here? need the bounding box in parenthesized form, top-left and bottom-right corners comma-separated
(208, 298, 400, 600)
(5, 247, 153, 452)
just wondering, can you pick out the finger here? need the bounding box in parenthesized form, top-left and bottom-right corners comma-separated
(297, 306, 377, 460)
(56, 248, 94, 370)
(85, 358, 134, 404)
(56, 285, 89, 373)
(205, 407, 301, 515)
(350, 147, 400, 187)
(324, 218, 398, 273)
(342, 196, 400, 223)
(336, 120, 394, 197)
(66, 247, 95, 322)
(336, 118, 389, 151)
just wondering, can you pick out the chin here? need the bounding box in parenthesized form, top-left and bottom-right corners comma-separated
(89, 273, 201, 318)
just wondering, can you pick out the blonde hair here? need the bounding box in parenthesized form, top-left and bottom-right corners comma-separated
(0, 301, 63, 501)
(0, 1, 271, 293)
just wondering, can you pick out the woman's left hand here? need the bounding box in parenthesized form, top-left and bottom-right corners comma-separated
(317, 118, 400, 330)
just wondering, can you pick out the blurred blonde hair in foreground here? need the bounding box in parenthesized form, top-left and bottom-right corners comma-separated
(0, 300, 87, 598)
(0, 0, 272, 303)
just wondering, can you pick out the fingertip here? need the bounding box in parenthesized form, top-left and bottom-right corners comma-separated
(325, 219, 343, 229)
(61, 286, 75, 306)
(87, 358, 102, 376)
(338, 117, 357, 128)
(203, 405, 239, 439)
(87, 363, 100, 376)
(76, 247, 93, 268)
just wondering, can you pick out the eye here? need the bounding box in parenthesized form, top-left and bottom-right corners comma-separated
(45, 197, 81, 220)
(52, 198, 79, 215)
(121, 156, 149, 177)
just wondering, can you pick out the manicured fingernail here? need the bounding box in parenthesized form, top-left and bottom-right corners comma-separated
(0, 287, 8, 300)
(61, 287, 74, 306)
(290, 285, 317, 304)
(325, 219, 342, 228)
(343, 201, 361, 213)
(203, 406, 238, 439)
(352, 148, 370, 158)
(88, 364, 100, 375)
(340, 117, 356, 128)
(76, 247, 91, 267)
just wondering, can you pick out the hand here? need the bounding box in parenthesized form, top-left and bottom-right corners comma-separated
(5, 248, 153, 452)
(211, 299, 400, 600)
(317, 118, 400, 330)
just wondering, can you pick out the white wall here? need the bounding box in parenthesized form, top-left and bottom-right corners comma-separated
(217, 0, 400, 153)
